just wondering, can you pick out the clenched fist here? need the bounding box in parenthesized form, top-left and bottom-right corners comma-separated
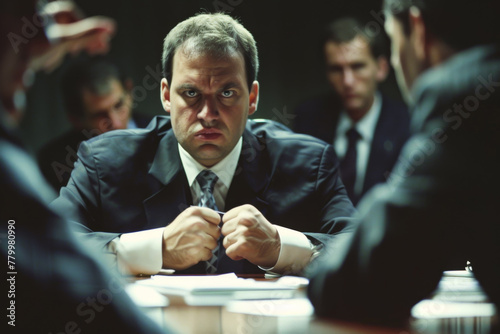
(162, 206, 221, 270)
(221, 204, 281, 268)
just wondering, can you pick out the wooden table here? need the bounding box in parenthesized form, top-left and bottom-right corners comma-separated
(130, 275, 498, 334)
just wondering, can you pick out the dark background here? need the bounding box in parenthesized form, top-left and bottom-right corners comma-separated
(20, 0, 404, 153)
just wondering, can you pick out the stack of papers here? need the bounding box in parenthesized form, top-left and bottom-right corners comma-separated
(136, 273, 305, 306)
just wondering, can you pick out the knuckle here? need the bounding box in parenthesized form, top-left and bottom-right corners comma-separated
(239, 216, 255, 227)
(191, 220, 205, 230)
(187, 206, 202, 215)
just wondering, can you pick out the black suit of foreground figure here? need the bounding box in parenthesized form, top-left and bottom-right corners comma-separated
(307, 0, 500, 328)
(0, 1, 167, 333)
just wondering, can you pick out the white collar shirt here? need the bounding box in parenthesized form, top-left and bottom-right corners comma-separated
(179, 137, 242, 210)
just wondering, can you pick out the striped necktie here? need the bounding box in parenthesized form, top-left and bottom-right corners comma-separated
(196, 170, 220, 273)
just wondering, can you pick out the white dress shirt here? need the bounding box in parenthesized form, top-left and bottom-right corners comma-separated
(334, 92, 382, 196)
(109, 137, 314, 275)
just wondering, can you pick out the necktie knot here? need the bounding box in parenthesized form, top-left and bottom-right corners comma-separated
(346, 127, 361, 143)
(196, 170, 218, 194)
(196, 170, 219, 210)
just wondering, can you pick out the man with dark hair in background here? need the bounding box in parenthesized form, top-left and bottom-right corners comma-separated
(307, 0, 500, 328)
(294, 17, 410, 205)
(0, 1, 167, 332)
(38, 57, 152, 191)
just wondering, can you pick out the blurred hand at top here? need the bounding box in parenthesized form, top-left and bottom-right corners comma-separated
(30, 0, 116, 72)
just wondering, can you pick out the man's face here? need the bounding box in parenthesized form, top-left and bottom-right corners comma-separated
(161, 49, 258, 167)
(384, 14, 419, 103)
(325, 36, 387, 121)
(79, 78, 132, 133)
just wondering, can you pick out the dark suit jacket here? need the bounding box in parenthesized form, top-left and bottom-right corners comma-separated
(52, 117, 356, 274)
(307, 45, 500, 327)
(294, 93, 410, 204)
(0, 117, 167, 333)
(38, 113, 153, 193)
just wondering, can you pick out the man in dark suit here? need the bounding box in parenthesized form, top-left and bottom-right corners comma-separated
(52, 12, 356, 276)
(294, 17, 410, 205)
(307, 0, 500, 327)
(0, 1, 167, 333)
(38, 57, 152, 192)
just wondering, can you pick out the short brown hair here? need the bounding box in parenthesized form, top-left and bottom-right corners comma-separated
(161, 12, 259, 90)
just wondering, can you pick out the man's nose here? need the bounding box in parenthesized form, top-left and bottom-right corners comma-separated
(342, 69, 355, 86)
(198, 97, 219, 123)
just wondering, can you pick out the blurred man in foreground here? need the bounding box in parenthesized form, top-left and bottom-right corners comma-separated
(0, 1, 167, 332)
(307, 0, 500, 328)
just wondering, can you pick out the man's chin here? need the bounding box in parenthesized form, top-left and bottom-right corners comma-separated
(343, 100, 364, 113)
(195, 145, 225, 167)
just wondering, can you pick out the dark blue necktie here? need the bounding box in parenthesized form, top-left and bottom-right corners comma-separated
(340, 127, 361, 204)
(196, 170, 219, 273)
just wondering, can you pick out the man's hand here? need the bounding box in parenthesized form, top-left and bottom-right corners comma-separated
(162, 207, 221, 270)
(221, 204, 281, 268)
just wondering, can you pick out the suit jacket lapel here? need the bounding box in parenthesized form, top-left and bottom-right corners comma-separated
(143, 130, 192, 228)
(141, 124, 272, 228)
(225, 127, 270, 215)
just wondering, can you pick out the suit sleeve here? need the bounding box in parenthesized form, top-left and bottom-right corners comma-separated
(51, 140, 121, 250)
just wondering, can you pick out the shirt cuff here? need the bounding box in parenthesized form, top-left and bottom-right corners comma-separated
(108, 228, 164, 275)
(259, 225, 314, 275)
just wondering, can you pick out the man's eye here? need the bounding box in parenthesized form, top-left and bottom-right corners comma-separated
(184, 90, 198, 98)
(352, 63, 366, 71)
(221, 90, 234, 98)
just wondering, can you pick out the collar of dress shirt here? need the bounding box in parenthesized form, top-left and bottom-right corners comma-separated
(336, 91, 382, 143)
(178, 137, 242, 190)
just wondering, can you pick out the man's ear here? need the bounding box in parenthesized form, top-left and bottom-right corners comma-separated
(409, 6, 428, 64)
(160, 78, 171, 113)
(376, 56, 390, 82)
(248, 81, 259, 116)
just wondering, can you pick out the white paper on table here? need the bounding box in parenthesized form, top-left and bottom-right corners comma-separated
(136, 273, 300, 305)
(226, 298, 314, 317)
(125, 284, 169, 307)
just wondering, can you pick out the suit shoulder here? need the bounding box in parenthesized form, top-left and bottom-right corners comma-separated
(247, 119, 331, 156)
(80, 116, 172, 164)
(86, 115, 171, 146)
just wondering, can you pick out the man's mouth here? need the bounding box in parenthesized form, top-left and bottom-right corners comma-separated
(195, 128, 222, 140)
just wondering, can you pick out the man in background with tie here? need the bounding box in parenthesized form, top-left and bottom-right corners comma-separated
(294, 17, 410, 205)
(53, 13, 356, 276)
